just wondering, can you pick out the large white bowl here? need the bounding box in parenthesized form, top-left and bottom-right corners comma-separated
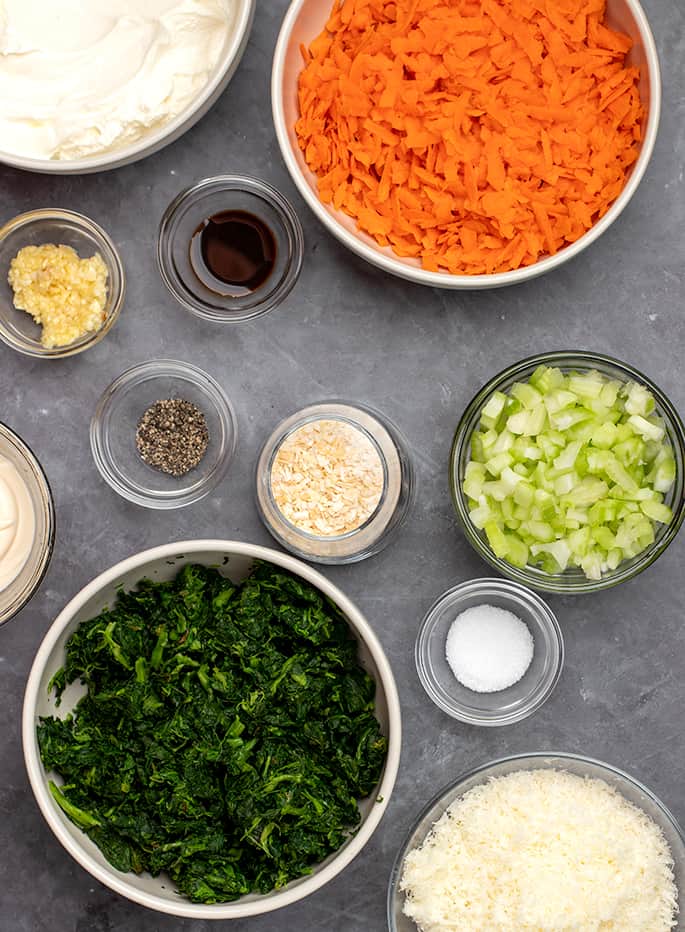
(22, 540, 401, 919)
(0, 1, 256, 175)
(272, 0, 661, 289)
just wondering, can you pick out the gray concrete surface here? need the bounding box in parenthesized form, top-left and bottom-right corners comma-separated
(1, 0, 684, 929)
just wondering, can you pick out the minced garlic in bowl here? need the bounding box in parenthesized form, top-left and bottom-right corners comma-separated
(256, 402, 414, 564)
(9, 243, 108, 348)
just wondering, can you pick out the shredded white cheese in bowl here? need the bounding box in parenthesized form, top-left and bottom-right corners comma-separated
(396, 762, 681, 932)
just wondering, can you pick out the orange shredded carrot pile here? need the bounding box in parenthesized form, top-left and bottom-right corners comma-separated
(296, 0, 644, 275)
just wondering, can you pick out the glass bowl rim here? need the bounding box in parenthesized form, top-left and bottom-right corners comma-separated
(0, 208, 126, 359)
(157, 174, 304, 323)
(387, 749, 685, 932)
(89, 358, 238, 510)
(0, 421, 56, 627)
(415, 577, 564, 726)
(450, 350, 685, 594)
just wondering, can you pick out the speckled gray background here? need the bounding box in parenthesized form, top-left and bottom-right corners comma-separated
(1, 1, 684, 930)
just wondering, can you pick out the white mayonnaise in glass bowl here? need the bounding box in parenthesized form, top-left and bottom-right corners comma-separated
(256, 402, 414, 564)
(0, 423, 55, 627)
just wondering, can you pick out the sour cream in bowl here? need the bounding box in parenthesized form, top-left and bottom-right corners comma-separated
(0, 0, 256, 173)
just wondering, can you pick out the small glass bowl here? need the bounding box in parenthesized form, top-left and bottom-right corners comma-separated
(0, 423, 55, 627)
(90, 359, 238, 510)
(450, 351, 685, 594)
(158, 175, 304, 322)
(0, 209, 125, 358)
(415, 578, 563, 727)
(255, 401, 414, 564)
(388, 752, 685, 932)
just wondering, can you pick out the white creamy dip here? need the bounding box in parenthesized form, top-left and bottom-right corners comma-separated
(0, 455, 35, 592)
(0, 0, 235, 160)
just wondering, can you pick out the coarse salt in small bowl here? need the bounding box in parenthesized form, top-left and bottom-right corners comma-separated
(415, 578, 564, 727)
(255, 401, 414, 564)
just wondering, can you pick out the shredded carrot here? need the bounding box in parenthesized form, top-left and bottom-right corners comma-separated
(295, 0, 644, 275)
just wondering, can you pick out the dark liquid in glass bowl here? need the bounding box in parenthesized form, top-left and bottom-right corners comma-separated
(190, 210, 276, 297)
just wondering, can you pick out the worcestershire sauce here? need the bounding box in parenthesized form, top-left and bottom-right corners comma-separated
(190, 210, 276, 297)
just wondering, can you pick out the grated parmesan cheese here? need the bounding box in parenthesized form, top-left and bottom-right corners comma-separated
(401, 769, 678, 932)
(270, 418, 385, 537)
(8, 243, 108, 348)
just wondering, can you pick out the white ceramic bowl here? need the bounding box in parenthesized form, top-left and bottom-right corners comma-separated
(272, 0, 661, 289)
(23, 540, 401, 919)
(0, 0, 256, 175)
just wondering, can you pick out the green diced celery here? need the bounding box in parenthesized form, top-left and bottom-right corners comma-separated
(568, 526, 591, 557)
(481, 429, 498, 453)
(553, 440, 582, 472)
(505, 536, 529, 567)
(613, 438, 645, 467)
(531, 540, 571, 572)
(654, 454, 676, 493)
(567, 373, 604, 398)
(511, 382, 543, 409)
(463, 462, 486, 498)
(484, 520, 509, 558)
(500, 467, 524, 494)
(554, 472, 579, 496)
(542, 389, 577, 414)
(567, 421, 596, 445)
(606, 548, 622, 570)
(512, 438, 543, 462)
(581, 552, 603, 580)
(588, 500, 617, 524)
(640, 500, 673, 524)
(529, 365, 564, 393)
(627, 414, 665, 443)
(480, 391, 508, 429)
(492, 429, 515, 454)
(513, 482, 534, 510)
(590, 422, 618, 450)
(482, 481, 507, 502)
(592, 526, 615, 550)
(507, 405, 546, 437)
(485, 452, 513, 477)
(470, 432, 486, 463)
(599, 380, 621, 407)
(521, 520, 555, 542)
(586, 448, 613, 475)
(549, 408, 592, 431)
(537, 434, 563, 460)
(468, 503, 493, 529)
(605, 457, 638, 493)
(624, 382, 655, 417)
(566, 507, 589, 525)
(564, 477, 609, 506)
(585, 400, 610, 418)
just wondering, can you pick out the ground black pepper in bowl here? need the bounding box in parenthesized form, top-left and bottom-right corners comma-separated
(136, 398, 209, 477)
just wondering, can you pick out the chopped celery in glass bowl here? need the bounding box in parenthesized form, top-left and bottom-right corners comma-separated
(450, 352, 685, 594)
